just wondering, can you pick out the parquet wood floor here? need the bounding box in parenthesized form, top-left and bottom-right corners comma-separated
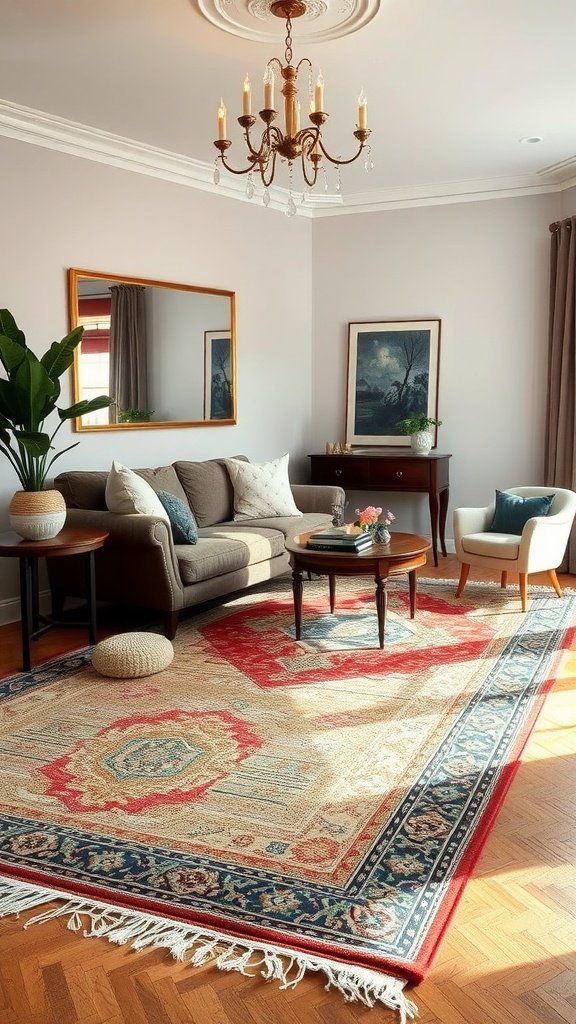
(0, 557, 574, 1023)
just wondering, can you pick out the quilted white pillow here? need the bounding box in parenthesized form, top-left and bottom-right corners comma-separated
(105, 461, 169, 520)
(225, 454, 302, 520)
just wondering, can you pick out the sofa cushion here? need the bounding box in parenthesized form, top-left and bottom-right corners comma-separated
(225, 454, 302, 520)
(218, 511, 332, 541)
(176, 526, 285, 584)
(137, 465, 190, 506)
(105, 461, 169, 519)
(173, 457, 248, 528)
(55, 470, 109, 510)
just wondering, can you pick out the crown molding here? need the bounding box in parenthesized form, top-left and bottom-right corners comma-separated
(1, 98, 575, 218)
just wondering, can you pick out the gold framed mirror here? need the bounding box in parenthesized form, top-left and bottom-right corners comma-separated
(68, 268, 237, 431)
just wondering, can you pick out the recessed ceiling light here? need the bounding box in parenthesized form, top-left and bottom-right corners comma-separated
(519, 136, 543, 144)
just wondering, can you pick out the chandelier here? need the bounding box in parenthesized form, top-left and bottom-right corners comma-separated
(213, 0, 372, 216)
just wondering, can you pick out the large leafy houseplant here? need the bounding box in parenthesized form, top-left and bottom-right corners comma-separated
(0, 308, 111, 492)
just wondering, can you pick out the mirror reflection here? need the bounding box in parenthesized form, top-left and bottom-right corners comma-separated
(68, 269, 236, 430)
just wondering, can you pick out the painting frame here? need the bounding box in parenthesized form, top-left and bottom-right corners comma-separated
(345, 319, 441, 447)
(203, 330, 233, 421)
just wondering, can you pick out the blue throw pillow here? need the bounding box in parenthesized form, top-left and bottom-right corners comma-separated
(157, 490, 198, 544)
(489, 490, 555, 535)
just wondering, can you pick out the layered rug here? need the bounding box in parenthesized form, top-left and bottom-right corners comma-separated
(0, 576, 574, 1020)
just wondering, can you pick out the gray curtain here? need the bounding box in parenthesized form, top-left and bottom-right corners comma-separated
(544, 217, 576, 571)
(109, 284, 149, 418)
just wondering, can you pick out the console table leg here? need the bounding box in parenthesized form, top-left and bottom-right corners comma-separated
(86, 550, 97, 645)
(408, 569, 416, 618)
(439, 487, 449, 557)
(375, 575, 388, 649)
(292, 568, 304, 640)
(428, 492, 439, 567)
(329, 574, 336, 613)
(19, 557, 33, 672)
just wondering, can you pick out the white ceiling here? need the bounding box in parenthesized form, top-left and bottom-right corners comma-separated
(1, 0, 576, 210)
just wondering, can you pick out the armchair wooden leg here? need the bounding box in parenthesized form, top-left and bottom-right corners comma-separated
(547, 568, 563, 598)
(500, 571, 508, 589)
(519, 573, 528, 612)
(456, 563, 470, 598)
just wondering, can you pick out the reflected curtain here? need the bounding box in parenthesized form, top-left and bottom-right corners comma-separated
(109, 284, 149, 419)
(545, 217, 576, 571)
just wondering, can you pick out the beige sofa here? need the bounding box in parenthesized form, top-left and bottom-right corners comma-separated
(50, 457, 344, 637)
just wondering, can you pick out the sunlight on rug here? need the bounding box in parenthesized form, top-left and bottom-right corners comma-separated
(0, 576, 573, 1020)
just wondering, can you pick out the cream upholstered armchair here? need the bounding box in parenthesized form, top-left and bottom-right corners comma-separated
(453, 486, 576, 611)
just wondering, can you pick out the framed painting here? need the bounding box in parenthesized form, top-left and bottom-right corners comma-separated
(204, 330, 233, 420)
(346, 319, 441, 446)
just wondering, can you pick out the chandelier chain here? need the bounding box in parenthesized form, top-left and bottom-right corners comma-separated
(284, 15, 293, 65)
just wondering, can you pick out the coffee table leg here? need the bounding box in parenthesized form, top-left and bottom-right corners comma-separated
(292, 567, 304, 640)
(375, 575, 388, 649)
(19, 556, 33, 672)
(409, 569, 416, 618)
(329, 574, 336, 613)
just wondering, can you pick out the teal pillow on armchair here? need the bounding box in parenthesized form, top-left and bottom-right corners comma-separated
(489, 490, 555, 535)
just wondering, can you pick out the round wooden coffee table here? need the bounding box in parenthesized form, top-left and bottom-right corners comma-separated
(0, 526, 109, 671)
(286, 530, 431, 649)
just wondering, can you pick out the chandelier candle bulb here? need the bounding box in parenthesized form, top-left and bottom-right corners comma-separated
(294, 99, 300, 133)
(285, 95, 293, 137)
(264, 67, 274, 109)
(358, 89, 367, 129)
(243, 75, 251, 115)
(314, 70, 324, 112)
(217, 99, 227, 140)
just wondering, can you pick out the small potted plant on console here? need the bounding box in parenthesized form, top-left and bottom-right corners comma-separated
(396, 413, 442, 456)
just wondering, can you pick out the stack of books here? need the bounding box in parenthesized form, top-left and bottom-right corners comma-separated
(306, 527, 374, 553)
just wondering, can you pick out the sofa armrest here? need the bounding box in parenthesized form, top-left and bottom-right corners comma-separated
(291, 483, 345, 515)
(53, 508, 185, 611)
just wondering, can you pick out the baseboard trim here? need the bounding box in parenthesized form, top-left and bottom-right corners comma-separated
(0, 589, 51, 627)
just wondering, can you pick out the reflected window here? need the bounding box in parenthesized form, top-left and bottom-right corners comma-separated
(78, 295, 111, 426)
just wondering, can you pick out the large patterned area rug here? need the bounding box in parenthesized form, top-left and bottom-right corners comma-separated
(0, 576, 573, 1020)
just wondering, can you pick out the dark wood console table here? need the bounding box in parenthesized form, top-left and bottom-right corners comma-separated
(309, 451, 451, 567)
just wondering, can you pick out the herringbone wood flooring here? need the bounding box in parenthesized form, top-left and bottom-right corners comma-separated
(0, 557, 574, 1023)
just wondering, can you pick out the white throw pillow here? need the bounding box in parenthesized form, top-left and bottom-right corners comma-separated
(105, 461, 169, 520)
(225, 454, 302, 520)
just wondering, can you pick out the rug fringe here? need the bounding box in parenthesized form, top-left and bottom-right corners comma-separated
(0, 876, 417, 1020)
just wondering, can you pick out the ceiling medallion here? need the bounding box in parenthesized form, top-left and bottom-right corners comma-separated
(248, 0, 327, 21)
(197, 0, 379, 43)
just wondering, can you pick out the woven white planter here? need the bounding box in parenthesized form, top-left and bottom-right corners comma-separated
(9, 489, 66, 541)
(409, 430, 433, 456)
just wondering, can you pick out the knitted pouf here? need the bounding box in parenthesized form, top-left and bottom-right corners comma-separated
(92, 632, 174, 678)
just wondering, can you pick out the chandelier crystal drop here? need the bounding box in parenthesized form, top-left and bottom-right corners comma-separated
(213, 0, 371, 208)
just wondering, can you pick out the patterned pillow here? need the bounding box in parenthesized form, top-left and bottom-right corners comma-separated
(225, 454, 302, 520)
(157, 490, 198, 544)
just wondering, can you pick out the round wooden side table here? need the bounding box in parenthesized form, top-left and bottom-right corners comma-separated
(0, 526, 109, 672)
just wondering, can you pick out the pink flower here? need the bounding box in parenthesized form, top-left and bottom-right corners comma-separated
(354, 506, 396, 530)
